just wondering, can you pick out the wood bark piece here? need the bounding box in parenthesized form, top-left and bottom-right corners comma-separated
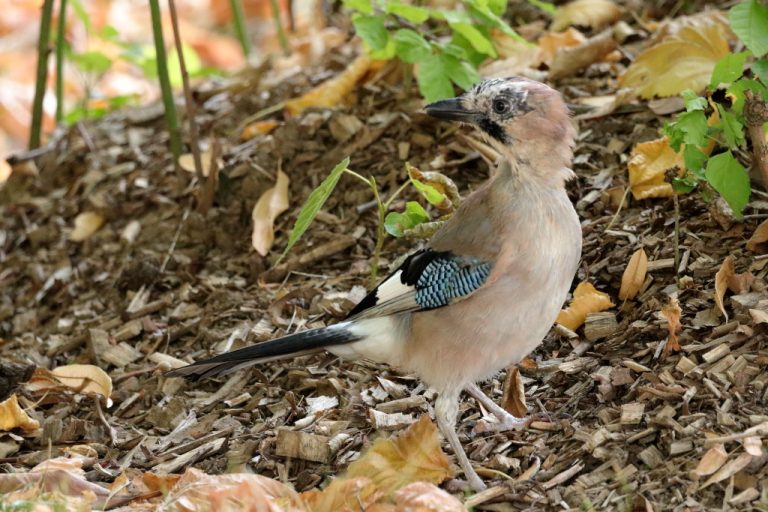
(584, 312, 618, 341)
(274, 429, 331, 463)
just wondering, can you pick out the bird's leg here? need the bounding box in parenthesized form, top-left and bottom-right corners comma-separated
(435, 392, 486, 492)
(465, 382, 531, 433)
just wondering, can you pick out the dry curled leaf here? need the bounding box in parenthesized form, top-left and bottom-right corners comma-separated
(501, 367, 527, 417)
(0, 457, 111, 505)
(538, 28, 586, 65)
(285, 53, 371, 116)
(252, 170, 290, 256)
(392, 482, 464, 512)
(0, 394, 39, 432)
(26, 365, 113, 407)
(619, 23, 730, 98)
(691, 444, 728, 479)
(661, 296, 682, 358)
(627, 138, 683, 200)
(701, 452, 753, 488)
(746, 219, 768, 252)
(618, 248, 648, 300)
(551, 0, 620, 31)
(714, 256, 733, 322)
(345, 415, 453, 495)
(241, 119, 280, 141)
(69, 212, 105, 242)
(557, 282, 614, 331)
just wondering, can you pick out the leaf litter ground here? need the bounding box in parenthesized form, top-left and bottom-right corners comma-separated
(2, 3, 768, 510)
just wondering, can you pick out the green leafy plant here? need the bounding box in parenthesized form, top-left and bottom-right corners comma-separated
(343, 0, 526, 102)
(663, 0, 768, 218)
(278, 158, 458, 281)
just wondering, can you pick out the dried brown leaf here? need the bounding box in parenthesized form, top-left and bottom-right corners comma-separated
(26, 365, 114, 407)
(749, 309, 768, 324)
(252, 170, 290, 256)
(178, 151, 221, 177)
(345, 415, 453, 496)
(241, 120, 280, 141)
(0, 394, 39, 432)
(619, 22, 730, 98)
(714, 256, 733, 322)
(393, 482, 464, 512)
(557, 282, 614, 331)
(742, 436, 763, 456)
(701, 452, 753, 488)
(618, 248, 648, 300)
(501, 367, 527, 417)
(538, 28, 586, 64)
(70, 212, 105, 242)
(285, 53, 371, 116)
(301, 477, 381, 512)
(551, 0, 620, 31)
(746, 219, 768, 252)
(627, 138, 683, 200)
(661, 296, 682, 358)
(691, 444, 728, 479)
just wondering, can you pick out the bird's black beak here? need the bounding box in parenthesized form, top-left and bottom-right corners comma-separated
(424, 98, 478, 123)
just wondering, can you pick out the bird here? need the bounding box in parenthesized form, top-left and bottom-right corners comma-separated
(167, 77, 582, 492)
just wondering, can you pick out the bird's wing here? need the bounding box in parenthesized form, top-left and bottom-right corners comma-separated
(346, 249, 493, 320)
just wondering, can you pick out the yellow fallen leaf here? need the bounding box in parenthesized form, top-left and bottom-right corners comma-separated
(618, 248, 648, 300)
(27, 365, 113, 407)
(557, 282, 614, 331)
(691, 444, 727, 479)
(551, 0, 620, 32)
(252, 170, 290, 256)
(619, 23, 730, 98)
(345, 415, 453, 496)
(746, 219, 768, 253)
(285, 53, 372, 116)
(714, 256, 734, 322)
(0, 394, 39, 432)
(661, 296, 682, 358)
(70, 212, 105, 242)
(627, 138, 682, 200)
(301, 476, 382, 512)
(501, 367, 527, 418)
(538, 27, 586, 65)
(178, 151, 221, 177)
(241, 119, 280, 140)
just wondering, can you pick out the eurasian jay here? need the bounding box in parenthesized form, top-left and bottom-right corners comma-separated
(167, 77, 582, 491)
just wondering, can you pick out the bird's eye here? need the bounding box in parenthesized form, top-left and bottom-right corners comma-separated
(492, 99, 510, 114)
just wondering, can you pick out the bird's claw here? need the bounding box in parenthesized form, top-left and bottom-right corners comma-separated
(473, 414, 533, 434)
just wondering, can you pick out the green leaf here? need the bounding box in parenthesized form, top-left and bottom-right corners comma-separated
(527, 0, 556, 14)
(753, 59, 768, 84)
(353, 15, 389, 50)
(672, 173, 698, 194)
(441, 53, 480, 90)
(69, 0, 92, 33)
(681, 89, 707, 111)
(710, 52, 750, 89)
(729, 0, 768, 57)
(417, 53, 454, 102)
(448, 23, 496, 56)
(384, 201, 429, 237)
(683, 145, 707, 172)
(70, 51, 112, 74)
(705, 151, 750, 217)
(486, 0, 508, 16)
(666, 110, 708, 151)
(168, 43, 202, 88)
(278, 158, 350, 264)
(715, 104, 746, 148)
(393, 29, 432, 63)
(386, 1, 430, 23)
(409, 176, 446, 206)
(727, 78, 768, 114)
(369, 36, 396, 60)
(342, 0, 373, 15)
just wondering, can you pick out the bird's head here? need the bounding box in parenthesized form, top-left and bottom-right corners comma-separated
(425, 77, 576, 183)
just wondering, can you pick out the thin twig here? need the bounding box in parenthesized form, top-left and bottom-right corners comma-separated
(30, 0, 55, 149)
(149, 0, 183, 159)
(229, 0, 251, 57)
(55, 0, 68, 123)
(167, 0, 203, 180)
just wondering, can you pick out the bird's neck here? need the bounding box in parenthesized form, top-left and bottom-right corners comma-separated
(495, 145, 575, 189)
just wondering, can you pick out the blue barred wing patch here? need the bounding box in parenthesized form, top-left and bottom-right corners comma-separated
(415, 257, 492, 309)
(346, 249, 493, 319)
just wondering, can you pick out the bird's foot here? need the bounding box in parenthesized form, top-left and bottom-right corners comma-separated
(473, 412, 533, 434)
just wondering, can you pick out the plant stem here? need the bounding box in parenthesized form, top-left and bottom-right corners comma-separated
(384, 180, 410, 209)
(370, 176, 386, 284)
(149, 0, 183, 160)
(55, 0, 68, 123)
(673, 193, 680, 280)
(228, 0, 251, 57)
(268, 0, 290, 55)
(167, 0, 203, 180)
(30, 0, 55, 150)
(744, 90, 768, 189)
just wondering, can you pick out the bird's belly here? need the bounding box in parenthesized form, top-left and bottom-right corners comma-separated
(404, 270, 571, 393)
